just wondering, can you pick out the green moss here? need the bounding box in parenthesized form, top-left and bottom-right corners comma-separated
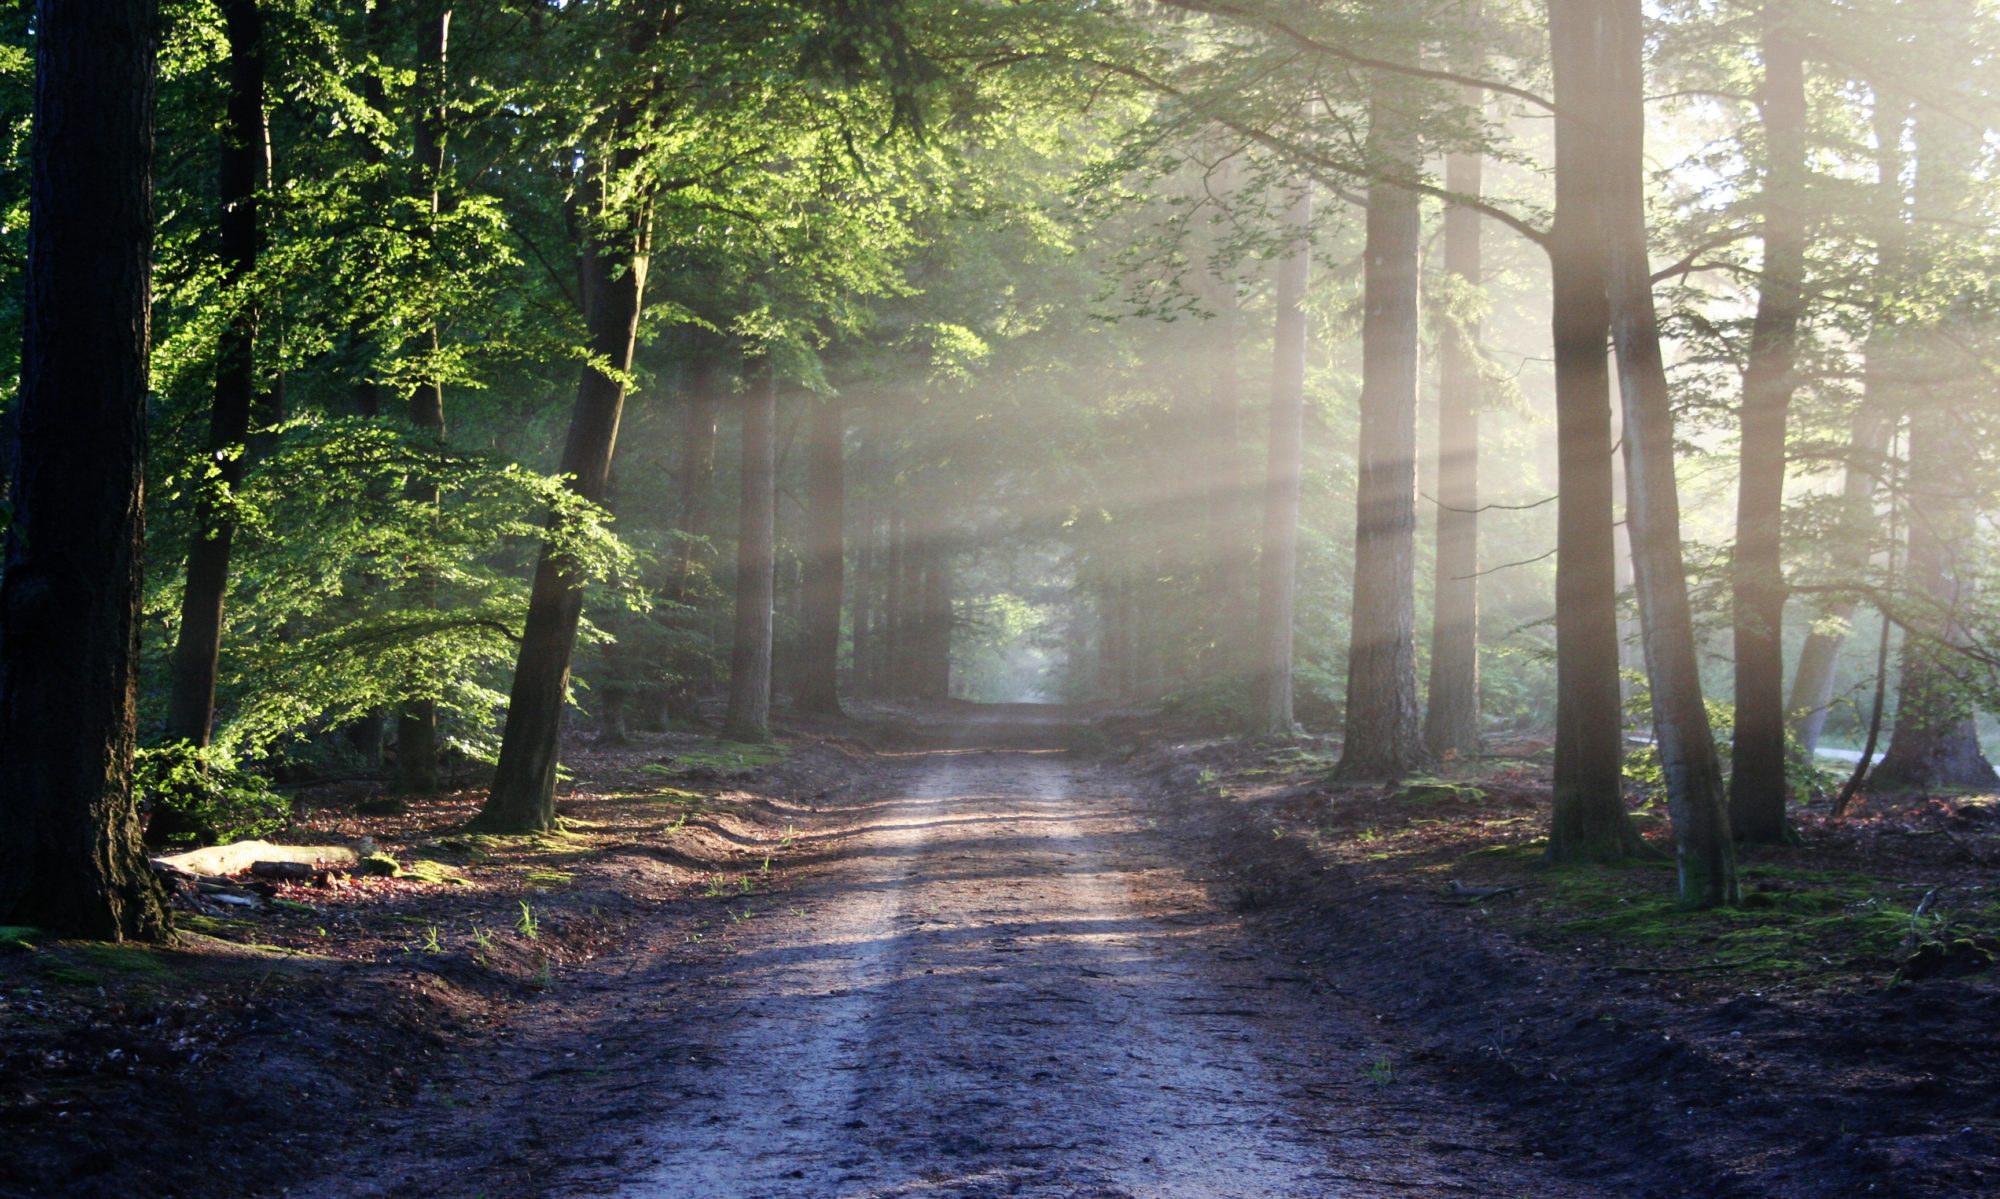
(71, 943, 169, 976)
(1462, 840, 1548, 863)
(403, 858, 470, 886)
(0, 925, 40, 950)
(1543, 862, 1919, 972)
(646, 740, 789, 776)
(1392, 777, 1487, 805)
(360, 853, 402, 877)
(524, 869, 574, 890)
(40, 964, 102, 986)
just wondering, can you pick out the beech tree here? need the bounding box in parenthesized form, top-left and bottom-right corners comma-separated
(0, 0, 170, 940)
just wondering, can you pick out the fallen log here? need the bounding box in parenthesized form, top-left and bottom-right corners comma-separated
(154, 840, 359, 878)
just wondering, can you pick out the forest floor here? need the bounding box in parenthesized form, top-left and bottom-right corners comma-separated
(1, 704, 1996, 1198)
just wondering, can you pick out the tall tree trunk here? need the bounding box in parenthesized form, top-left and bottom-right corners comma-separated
(1726, 7, 1807, 844)
(916, 542, 953, 701)
(0, 0, 169, 940)
(351, 0, 389, 418)
(1545, 0, 1647, 863)
(654, 362, 720, 725)
(163, 0, 265, 752)
(1604, 0, 1737, 908)
(475, 159, 650, 832)
(1871, 16, 1996, 792)
(723, 368, 778, 741)
(885, 505, 908, 697)
(1423, 120, 1485, 762)
(795, 394, 846, 714)
(1786, 99, 1907, 755)
(1204, 268, 1248, 678)
(1336, 113, 1428, 781)
(397, 1, 451, 794)
(1251, 184, 1311, 736)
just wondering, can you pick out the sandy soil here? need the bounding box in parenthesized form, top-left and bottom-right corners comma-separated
(321, 718, 1590, 1198)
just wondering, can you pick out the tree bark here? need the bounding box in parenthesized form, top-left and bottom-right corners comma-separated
(794, 394, 846, 714)
(1603, 0, 1737, 908)
(0, 0, 170, 940)
(475, 157, 650, 831)
(1203, 265, 1248, 679)
(163, 0, 266, 752)
(1251, 184, 1311, 736)
(723, 368, 778, 741)
(1336, 110, 1428, 781)
(1871, 15, 1997, 792)
(1726, 7, 1807, 844)
(397, 1, 452, 794)
(916, 541, 953, 701)
(1422, 120, 1484, 762)
(1545, 0, 1648, 863)
(1786, 99, 1907, 756)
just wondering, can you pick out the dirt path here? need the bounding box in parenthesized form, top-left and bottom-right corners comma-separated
(331, 723, 1591, 1198)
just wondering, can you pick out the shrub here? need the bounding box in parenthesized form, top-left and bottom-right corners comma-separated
(134, 742, 290, 848)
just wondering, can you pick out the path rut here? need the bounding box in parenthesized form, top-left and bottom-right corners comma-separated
(547, 739, 1584, 1198)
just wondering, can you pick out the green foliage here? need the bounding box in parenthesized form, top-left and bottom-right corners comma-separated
(134, 742, 290, 849)
(144, 417, 638, 761)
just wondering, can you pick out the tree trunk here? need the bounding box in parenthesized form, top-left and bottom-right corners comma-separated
(163, 0, 265, 752)
(916, 542, 953, 701)
(1726, 8, 1807, 844)
(1204, 267, 1248, 679)
(1251, 184, 1311, 736)
(1870, 23, 1996, 792)
(1545, 0, 1648, 863)
(723, 368, 778, 741)
(0, 0, 169, 941)
(1787, 98, 1907, 756)
(885, 505, 908, 696)
(1604, 0, 1737, 908)
(794, 393, 845, 714)
(475, 160, 650, 832)
(1422, 123, 1484, 762)
(1336, 115, 1428, 781)
(397, 2, 451, 795)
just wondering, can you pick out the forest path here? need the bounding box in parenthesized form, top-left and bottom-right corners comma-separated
(545, 715, 1584, 1199)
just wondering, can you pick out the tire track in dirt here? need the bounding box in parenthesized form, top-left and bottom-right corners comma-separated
(557, 739, 1589, 1198)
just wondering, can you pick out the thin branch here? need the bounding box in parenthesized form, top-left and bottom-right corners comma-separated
(1454, 546, 1556, 581)
(1421, 490, 1557, 515)
(1151, 0, 1555, 113)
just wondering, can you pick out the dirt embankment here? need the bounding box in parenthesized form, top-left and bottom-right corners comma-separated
(1128, 729, 2000, 1199)
(0, 728, 867, 1199)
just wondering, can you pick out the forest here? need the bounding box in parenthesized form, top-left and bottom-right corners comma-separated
(3, 1, 2000, 1196)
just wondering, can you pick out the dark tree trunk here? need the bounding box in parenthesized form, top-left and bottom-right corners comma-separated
(1787, 99, 1907, 755)
(1336, 117, 1428, 781)
(397, 2, 451, 794)
(1604, 0, 1737, 907)
(0, 0, 169, 940)
(475, 160, 650, 832)
(1545, 0, 1647, 863)
(723, 368, 778, 741)
(351, 0, 389, 418)
(795, 395, 846, 714)
(1251, 184, 1311, 736)
(1727, 8, 1806, 844)
(163, 0, 265, 752)
(1423, 129, 1484, 762)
